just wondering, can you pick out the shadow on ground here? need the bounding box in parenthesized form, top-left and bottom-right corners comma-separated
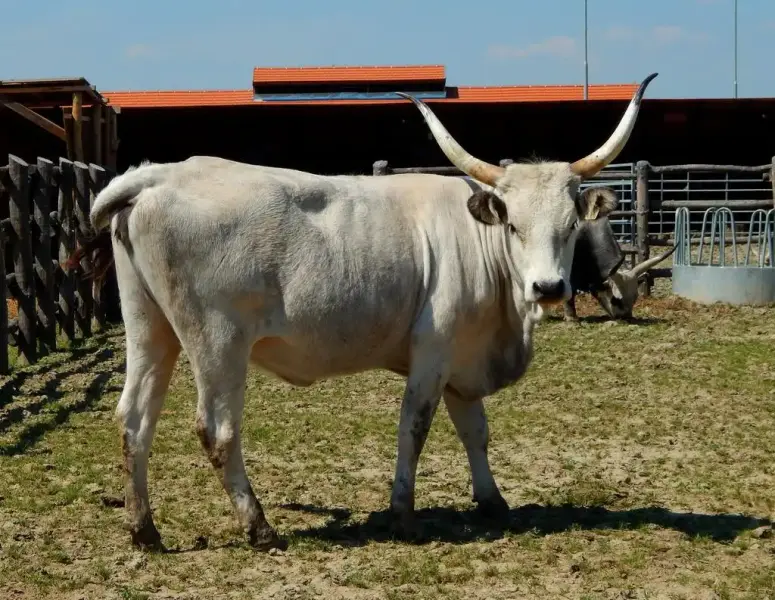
(0, 330, 125, 457)
(283, 502, 771, 546)
(545, 315, 667, 326)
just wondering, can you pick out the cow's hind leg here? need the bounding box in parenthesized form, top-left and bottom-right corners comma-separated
(114, 259, 181, 550)
(186, 317, 280, 550)
(443, 393, 509, 519)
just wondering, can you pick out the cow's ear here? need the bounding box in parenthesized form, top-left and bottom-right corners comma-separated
(577, 187, 618, 220)
(468, 191, 508, 226)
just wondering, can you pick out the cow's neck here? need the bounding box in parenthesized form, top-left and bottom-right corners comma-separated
(481, 220, 539, 369)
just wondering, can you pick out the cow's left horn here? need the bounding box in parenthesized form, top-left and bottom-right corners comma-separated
(396, 92, 505, 187)
(570, 73, 658, 178)
(624, 244, 677, 279)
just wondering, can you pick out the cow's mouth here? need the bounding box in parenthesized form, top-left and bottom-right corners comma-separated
(537, 297, 564, 308)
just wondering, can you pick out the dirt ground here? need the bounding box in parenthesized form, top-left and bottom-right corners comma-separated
(0, 283, 774, 599)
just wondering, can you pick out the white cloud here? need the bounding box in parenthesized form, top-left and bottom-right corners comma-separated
(603, 25, 637, 42)
(603, 24, 710, 47)
(124, 44, 155, 59)
(488, 36, 578, 61)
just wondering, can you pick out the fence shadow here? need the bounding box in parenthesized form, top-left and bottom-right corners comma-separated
(283, 502, 771, 547)
(0, 332, 125, 456)
(0, 332, 120, 410)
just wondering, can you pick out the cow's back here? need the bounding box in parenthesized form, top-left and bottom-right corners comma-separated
(122, 158, 464, 381)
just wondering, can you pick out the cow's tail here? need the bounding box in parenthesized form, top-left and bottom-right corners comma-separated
(66, 161, 165, 286)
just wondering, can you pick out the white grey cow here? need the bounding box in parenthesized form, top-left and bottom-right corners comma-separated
(70, 73, 657, 551)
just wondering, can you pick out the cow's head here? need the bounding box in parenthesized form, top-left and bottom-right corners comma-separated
(595, 245, 677, 319)
(396, 72, 657, 308)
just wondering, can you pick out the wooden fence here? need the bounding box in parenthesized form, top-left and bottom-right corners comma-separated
(373, 158, 775, 295)
(0, 153, 118, 374)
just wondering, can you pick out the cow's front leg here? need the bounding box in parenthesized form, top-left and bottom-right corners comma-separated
(443, 392, 508, 519)
(389, 347, 448, 536)
(563, 293, 579, 322)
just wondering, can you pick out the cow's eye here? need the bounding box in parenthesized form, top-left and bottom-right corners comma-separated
(508, 224, 516, 234)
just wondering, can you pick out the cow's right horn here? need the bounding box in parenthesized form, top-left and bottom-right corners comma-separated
(623, 244, 678, 279)
(570, 73, 658, 178)
(396, 92, 505, 187)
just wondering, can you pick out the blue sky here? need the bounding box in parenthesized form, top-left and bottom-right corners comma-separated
(2, 0, 774, 98)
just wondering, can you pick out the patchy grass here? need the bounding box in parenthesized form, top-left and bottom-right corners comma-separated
(1, 286, 774, 599)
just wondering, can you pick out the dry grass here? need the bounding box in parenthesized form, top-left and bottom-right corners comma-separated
(7, 298, 18, 320)
(1, 284, 774, 599)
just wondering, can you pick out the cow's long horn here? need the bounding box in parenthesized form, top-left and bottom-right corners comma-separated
(624, 244, 677, 279)
(570, 73, 658, 178)
(396, 92, 505, 187)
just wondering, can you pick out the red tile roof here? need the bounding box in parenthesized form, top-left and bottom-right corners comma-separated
(103, 84, 639, 109)
(253, 64, 445, 84)
(454, 84, 639, 103)
(103, 89, 254, 108)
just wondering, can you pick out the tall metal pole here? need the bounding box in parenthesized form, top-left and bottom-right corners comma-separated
(584, 0, 589, 100)
(733, 0, 738, 98)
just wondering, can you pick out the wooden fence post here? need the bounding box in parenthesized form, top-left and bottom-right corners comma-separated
(88, 164, 107, 330)
(8, 155, 36, 364)
(33, 157, 58, 352)
(0, 178, 8, 375)
(373, 160, 389, 176)
(58, 158, 76, 343)
(72, 93, 84, 163)
(73, 161, 92, 337)
(93, 105, 103, 166)
(770, 156, 774, 208)
(635, 160, 651, 296)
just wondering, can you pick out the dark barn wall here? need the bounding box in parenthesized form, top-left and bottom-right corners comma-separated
(1, 99, 773, 176)
(0, 107, 67, 165)
(113, 99, 775, 175)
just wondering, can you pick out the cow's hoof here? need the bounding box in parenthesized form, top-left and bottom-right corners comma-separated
(388, 509, 419, 541)
(129, 520, 164, 552)
(476, 494, 510, 521)
(563, 316, 580, 324)
(247, 525, 285, 552)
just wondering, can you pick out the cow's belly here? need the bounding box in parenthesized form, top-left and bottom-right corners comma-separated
(248, 329, 411, 387)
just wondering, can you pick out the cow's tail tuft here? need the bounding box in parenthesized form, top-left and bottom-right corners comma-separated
(67, 160, 164, 286)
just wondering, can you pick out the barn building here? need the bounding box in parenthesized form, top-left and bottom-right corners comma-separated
(2, 64, 774, 175)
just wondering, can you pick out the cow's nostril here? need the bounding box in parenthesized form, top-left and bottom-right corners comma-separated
(533, 280, 565, 299)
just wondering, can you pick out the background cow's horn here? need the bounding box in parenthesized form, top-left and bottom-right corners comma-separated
(396, 92, 505, 187)
(570, 73, 658, 178)
(624, 244, 677, 279)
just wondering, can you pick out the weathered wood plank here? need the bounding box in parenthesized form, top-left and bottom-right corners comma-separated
(33, 157, 57, 351)
(7, 155, 36, 364)
(73, 161, 92, 337)
(660, 199, 774, 210)
(650, 163, 771, 174)
(58, 158, 76, 342)
(635, 161, 651, 296)
(72, 92, 84, 163)
(88, 164, 107, 330)
(0, 95, 67, 140)
(93, 105, 103, 166)
(0, 181, 8, 374)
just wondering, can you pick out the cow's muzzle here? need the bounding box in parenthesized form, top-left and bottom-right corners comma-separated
(532, 279, 566, 306)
